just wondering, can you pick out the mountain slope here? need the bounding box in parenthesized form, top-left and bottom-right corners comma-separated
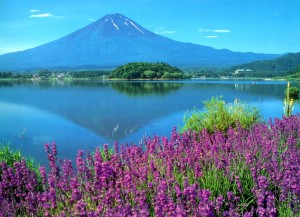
(231, 52, 300, 76)
(0, 13, 280, 71)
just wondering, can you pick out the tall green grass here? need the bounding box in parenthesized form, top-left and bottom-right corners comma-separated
(0, 143, 40, 175)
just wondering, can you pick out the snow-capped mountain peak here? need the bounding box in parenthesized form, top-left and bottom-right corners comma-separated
(81, 13, 150, 38)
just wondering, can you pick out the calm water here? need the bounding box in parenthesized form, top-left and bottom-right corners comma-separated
(0, 79, 298, 165)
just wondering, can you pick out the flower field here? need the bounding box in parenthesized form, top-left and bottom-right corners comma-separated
(0, 115, 300, 216)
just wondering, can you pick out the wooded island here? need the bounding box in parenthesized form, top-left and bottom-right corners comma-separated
(109, 62, 189, 79)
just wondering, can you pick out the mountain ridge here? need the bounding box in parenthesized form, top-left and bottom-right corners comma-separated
(231, 52, 300, 77)
(0, 13, 280, 71)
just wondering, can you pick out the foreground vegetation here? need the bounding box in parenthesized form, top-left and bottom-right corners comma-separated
(0, 145, 39, 174)
(181, 97, 261, 134)
(0, 114, 299, 216)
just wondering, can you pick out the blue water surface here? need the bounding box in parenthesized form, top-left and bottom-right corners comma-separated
(0, 79, 298, 165)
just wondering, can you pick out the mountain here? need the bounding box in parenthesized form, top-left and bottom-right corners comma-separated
(231, 52, 300, 77)
(0, 13, 280, 71)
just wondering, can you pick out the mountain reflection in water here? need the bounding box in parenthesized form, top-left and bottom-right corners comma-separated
(1, 79, 297, 165)
(0, 80, 294, 141)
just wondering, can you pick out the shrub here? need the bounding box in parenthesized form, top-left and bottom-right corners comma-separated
(285, 85, 299, 101)
(284, 82, 298, 116)
(181, 96, 261, 134)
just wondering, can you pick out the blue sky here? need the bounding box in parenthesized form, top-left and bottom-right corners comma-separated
(0, 0, 299, 55)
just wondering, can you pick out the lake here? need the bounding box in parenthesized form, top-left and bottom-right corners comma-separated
(0, 79, 298, 166)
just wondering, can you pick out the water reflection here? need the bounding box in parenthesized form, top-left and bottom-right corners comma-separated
(0, 80, 296, 143)
(0, 80, 31, 87)
(0, 101, 106, 166)
(0, 79, 111, 88)
(110, 81, 183, 96)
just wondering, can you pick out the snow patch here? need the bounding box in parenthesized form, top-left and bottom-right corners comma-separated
(129, 21, 144, 33)
(105, 18, 109, 22)
(125, 21, 128, 25)
(111, 18, 119, 30)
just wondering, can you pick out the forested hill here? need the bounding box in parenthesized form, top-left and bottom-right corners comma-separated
(109, 62, 188, 79)
(231, 52, 300, 77)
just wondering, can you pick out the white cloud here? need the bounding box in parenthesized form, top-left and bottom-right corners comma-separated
(30, 13, 53, 18)
(161, 30, 176, 34)
(198, 29, 230, 33)
(213, 29, 230, 33)
(155, 27, 177, 35)
(29, 12, 63, 19)
(88, 18, 96, 22)
(29, 9, 40, 13)
(205, 35, 219, 38)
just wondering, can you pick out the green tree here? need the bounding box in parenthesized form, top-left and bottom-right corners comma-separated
(162, 72, 170, 79)
(143, 70, 156, 79)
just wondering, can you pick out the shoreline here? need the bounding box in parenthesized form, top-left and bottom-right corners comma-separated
(0, 77, 295, 82)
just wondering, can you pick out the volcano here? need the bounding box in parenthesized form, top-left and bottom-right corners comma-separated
(0, 13, 279, 71)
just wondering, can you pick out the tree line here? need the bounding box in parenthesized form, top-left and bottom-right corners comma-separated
(0, 70, 110, 79)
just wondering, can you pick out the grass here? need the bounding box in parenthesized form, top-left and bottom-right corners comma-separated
(0, 144, 38, 169)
